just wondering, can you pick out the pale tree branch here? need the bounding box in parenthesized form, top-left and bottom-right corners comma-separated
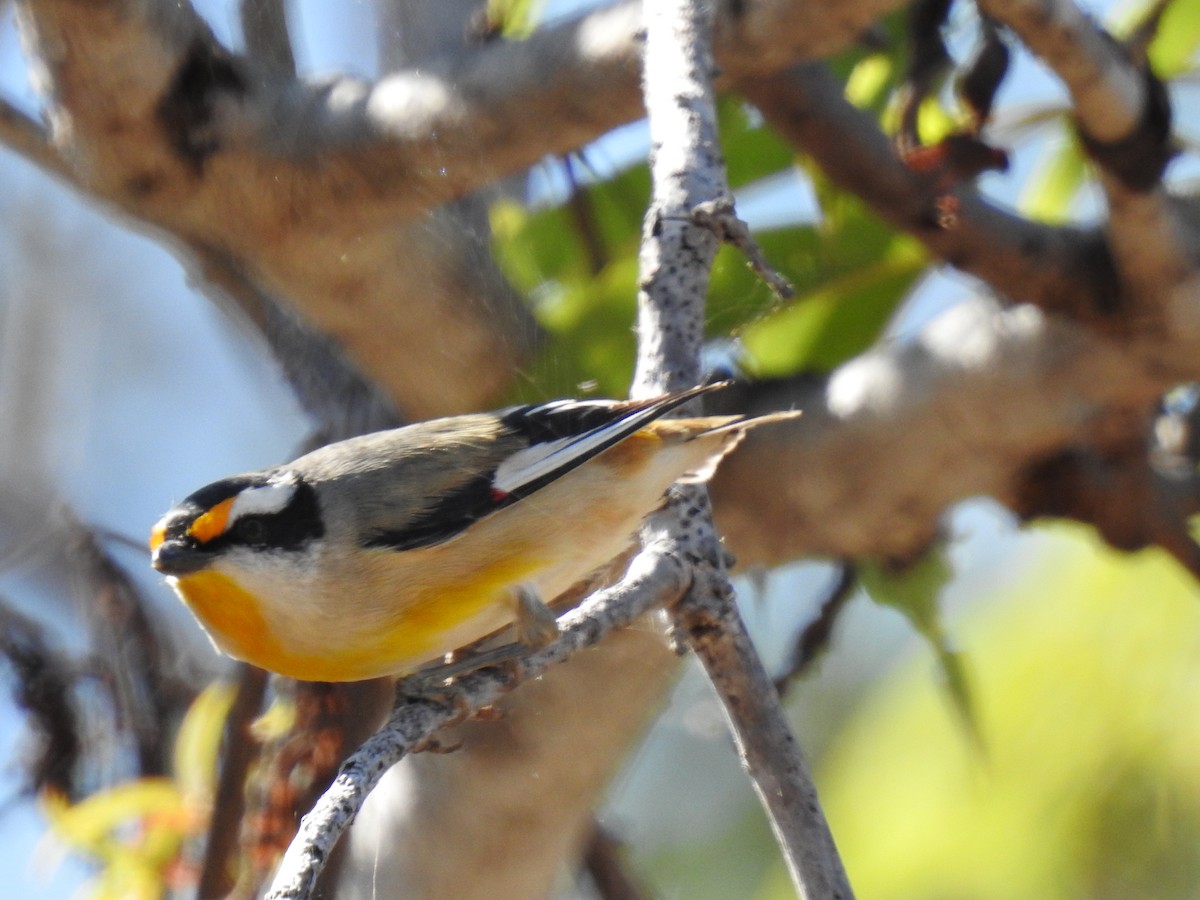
(264, 549, 689, 900)
(979, 0, 1196, 341)
(708, 287, 1200, 566)
(333, 622, 679, 898)
(977, 0, 1146, 144)
(632, 0, 851, 897)
(11, 0, 1128, 420)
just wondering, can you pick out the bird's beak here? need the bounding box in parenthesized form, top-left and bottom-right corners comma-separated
(151, 514, 210, 575)
(151, 538, 211, 576)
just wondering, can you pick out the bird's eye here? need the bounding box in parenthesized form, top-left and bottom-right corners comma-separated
(235, 517, 268, 545)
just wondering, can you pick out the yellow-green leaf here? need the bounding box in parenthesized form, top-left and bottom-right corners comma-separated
(1020, 137, 1089, 223)
(173, 681, 236, 801)
(859, 546, 981, 746)
(44, 779, 183, 854)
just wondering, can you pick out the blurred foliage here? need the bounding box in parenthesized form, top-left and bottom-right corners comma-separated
(1021, 0, 1200, 222)
(484, 0, 547, 39)
(646, 805, 781, 899)
(755, 525, 1200, 899)
(43, 683, 234, 899)
(859, 546, 981, 748)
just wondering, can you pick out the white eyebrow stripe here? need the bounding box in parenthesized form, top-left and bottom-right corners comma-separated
(228, 476, 298, 522)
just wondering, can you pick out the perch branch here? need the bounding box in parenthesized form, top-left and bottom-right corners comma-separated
(632, 0, 851, 896)
(263, 549, 688, 900)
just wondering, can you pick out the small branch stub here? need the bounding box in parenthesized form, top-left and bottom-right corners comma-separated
(691, 195, 794, 300)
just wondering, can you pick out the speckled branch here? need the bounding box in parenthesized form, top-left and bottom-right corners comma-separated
(632, 0, 852, 896)
(263, 549, 688, 900)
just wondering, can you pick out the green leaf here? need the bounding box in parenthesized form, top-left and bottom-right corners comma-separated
(485, 0, 546, 39)
(45, 779, 184, 854)
(827, 11, 908, 103)
(1020, 138, 1090, 224)
(1110, 0, 1200, 77)
(738, 235, 925, 376)
(845, 54, 895, 110)
(490, 200, 580, 293)
(491, 162, 650, 294)
(859, 546, 982, 748)
(511, 256, 641, 402)
(717, 94, 798, 189)
(858, 551, 952, 637)
(173, 681, 235, 801)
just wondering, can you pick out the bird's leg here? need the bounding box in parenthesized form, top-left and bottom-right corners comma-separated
(408, 587, 560, 684)
(514, 585, 559, 649)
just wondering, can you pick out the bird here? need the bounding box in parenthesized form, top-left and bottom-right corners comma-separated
(150, 383, 798, 682)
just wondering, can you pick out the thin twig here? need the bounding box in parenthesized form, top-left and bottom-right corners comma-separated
(239, 0, 296, 77)
(563, 154, 609, 276)
(583, 823, 648, 900)
(775, 563, 857, 693)
(0, 603, 80, 799)
(263, 549, 688, 900)
(73, 517, 194, 776)
(683, 569, 853, 897)
(0, 97, 72, 181)
(691, 196, 794, 300)
(632, 0, 853, 896)
(197, 665, 269, 900)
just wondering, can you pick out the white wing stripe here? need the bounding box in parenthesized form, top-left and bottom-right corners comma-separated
(492, 401, 674, 494)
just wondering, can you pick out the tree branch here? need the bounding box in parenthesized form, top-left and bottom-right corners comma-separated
(196, 664, 268, 900)
(709, 287, 1200, 566)
(0, 96, 71, 180)
(632, 0, 851, 896)
(12, 0, 1134, 420)
(977, 0, 1145, 144)
(239, 0, 295, 77)
(979, 0, 1194, 345)
(736, 64, 1121, 326)
(264, 549, 689, 900)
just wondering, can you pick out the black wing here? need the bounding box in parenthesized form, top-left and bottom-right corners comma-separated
(362, 384, 723, 551)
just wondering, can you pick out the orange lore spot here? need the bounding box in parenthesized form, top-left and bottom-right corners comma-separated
(188, 496, 236, 544)
(149, 520, 167, 551)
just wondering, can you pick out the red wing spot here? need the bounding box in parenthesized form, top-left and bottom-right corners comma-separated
(491, 487, 510, 502)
